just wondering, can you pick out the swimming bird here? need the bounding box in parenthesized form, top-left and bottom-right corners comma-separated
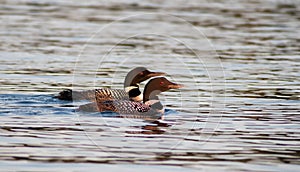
(78, 77, 183, 118)
(55, 67, 165, 102)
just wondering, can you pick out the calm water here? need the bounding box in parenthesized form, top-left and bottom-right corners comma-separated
(1, 0, 300, 171)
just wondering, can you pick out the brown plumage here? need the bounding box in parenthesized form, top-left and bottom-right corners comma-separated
(55, 88, 128, 101)
(78, 77, 183, 117)
(55, 67, 165, 101)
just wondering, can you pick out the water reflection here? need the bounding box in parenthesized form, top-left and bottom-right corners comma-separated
(125, 120, 171, 135)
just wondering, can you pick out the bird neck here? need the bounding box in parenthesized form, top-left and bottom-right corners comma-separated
(125, 85, 142, 102)
(143, 89, 161, 103)
(144, 96, 164, 112)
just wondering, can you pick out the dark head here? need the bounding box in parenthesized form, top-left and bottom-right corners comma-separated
(124, 67, 165, 88)
(143, 77, 183, 103)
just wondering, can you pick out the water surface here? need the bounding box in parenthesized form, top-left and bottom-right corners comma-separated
(1, 0, 300, 171)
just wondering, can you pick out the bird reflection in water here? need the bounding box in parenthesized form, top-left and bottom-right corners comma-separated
(125, 120, 172, 135)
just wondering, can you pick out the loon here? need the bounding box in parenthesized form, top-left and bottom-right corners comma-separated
(55, 67, 165, 102)
(78, 77, 183, 117)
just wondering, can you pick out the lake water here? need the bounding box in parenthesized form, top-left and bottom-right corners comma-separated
(1, 0, 299, 171)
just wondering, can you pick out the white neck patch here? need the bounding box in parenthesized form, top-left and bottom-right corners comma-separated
(125, 86, 139, 93)
(131, 94, 143, 102)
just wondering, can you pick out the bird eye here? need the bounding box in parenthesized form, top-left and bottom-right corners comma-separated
(139, 71, 144, 75)
(160, 81, 164, 85)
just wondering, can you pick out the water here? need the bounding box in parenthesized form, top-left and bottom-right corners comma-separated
(1, 0, 300, 171)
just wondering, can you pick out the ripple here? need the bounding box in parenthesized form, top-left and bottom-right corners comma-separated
(1, 0, 300, 171)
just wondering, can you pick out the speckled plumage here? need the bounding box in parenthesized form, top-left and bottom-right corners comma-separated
(79, 100, 159, 116)
(78, 77, 183, 118)
(55, 67, 165, 101)
(56, 88, 128, 101)
(94, 88, 129, 101)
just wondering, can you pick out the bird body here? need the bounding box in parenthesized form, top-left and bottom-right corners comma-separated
(78, 77, 183, 117)
(55, 67, 165, 102)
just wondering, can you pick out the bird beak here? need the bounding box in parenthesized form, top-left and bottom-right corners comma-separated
(167, 82, 184, 89)
(147, 71, 166, 77)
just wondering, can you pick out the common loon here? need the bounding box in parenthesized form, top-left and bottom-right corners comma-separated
(78, 77, 183, 117)
(55, 67, 165, 102)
